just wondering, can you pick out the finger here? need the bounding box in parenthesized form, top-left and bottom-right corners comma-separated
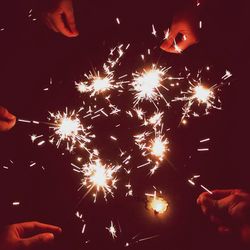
(45, 16, 59, 33)
(53, 13, 76, 37)
(197, 190, 237, 204)
(16, 221, 62, 237)
(0, 107, 16, 121)
(63, 3, 79, 36)
(160, 26, 179, 52)
(20, 233, 55, 248)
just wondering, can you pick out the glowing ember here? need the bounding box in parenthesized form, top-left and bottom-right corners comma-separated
(146, 192, 168, 214)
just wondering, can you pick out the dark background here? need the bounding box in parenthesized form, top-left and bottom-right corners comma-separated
(0, 0, 250, 249)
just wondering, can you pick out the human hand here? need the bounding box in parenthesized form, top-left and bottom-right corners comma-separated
(197, 189, 250, 244)
(161, 8, 199, 53)
(0, 221, 62, 250)
(0, 106, 16, 132)
(43, 0, 79, 38)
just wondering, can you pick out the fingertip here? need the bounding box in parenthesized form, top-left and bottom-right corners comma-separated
(46, 233, 55, 240)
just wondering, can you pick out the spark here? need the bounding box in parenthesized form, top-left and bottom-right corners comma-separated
(30, 134, 43, 143)
(152, 24, 157, 37)
(76, 44, 129, 98)
(164, 28, 170, 40)
(77, 159, 121, 202)
(174, 40, 182, 53)
(130, 65, 170, 107)
(12, 202, 20, 206)
(200, 185, 213, 194)
(116, 18, 120, 25)
(150, 135, 168, 161)
(199, 21, 203, 29)
(148, 112, 164, 127)
(48, 108, 94, 152)
(188, 175, 213, 194)
(197, 148, 209, 152)
(174, 80, 221, 121)
(200, 138, 210, 143)
(222, 70, 232, 80)
(106, 221, 117, 239)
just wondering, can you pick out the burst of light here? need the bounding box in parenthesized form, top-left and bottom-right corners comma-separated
(106, 221, 117, 239)
(92, 76, 113, 94)
(130, 65, 169, 107)
(48, 109, 94, 152)
(77, 159, 121, 202)
(193, 85, 212, 103)
(75, 44, 129, 99)
(175, 82, 219, 121)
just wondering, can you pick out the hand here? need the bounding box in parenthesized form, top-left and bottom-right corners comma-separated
(161, 8, 199, 53)
(197, 189, 250, 244)
(43, 0, 79, 38)
(0, 221, 62, 250)
(0, 106, 16, 132)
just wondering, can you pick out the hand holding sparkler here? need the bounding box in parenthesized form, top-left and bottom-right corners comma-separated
(42, 0, 79, 37)
(197, 189, 250, 244)
(0, 106, 16, 132)
(161, 7, 199, 53)
(0, 221, 62, 250)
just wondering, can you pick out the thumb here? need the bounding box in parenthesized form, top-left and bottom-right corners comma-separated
(21, 233, 55, 248)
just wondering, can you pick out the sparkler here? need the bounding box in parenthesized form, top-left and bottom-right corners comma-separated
(74, 159, 121, 202)
(76, 44, 129, 98)
(48, 109, 94, 152)
(130, 65, 170, 108)
(175, 81, 220, 121)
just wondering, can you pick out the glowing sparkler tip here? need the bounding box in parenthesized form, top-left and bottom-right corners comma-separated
(194, 85, 212, 103)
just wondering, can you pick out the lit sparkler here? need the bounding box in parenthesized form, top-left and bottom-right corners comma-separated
(48, 108, 94, 152)
(74, 159, 121, 202)
(130, 65, 170, 108)
(175, 81, 220, 121)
